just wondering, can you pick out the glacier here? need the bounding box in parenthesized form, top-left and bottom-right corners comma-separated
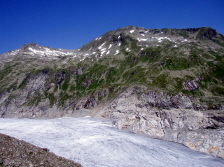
(0, 117, 223, 167)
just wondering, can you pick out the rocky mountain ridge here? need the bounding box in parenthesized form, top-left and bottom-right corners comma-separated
(2, 26, 223, 62)
(0, 25, 224, 158)
(0, 42, 78, 62)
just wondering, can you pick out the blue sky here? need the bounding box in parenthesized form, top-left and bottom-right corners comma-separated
(0, 0, 223, 54)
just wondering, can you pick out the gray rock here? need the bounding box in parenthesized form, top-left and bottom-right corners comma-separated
(97, 86, 224, 159)
(0, 133, 82, 167)
(183, 77, 200, 91)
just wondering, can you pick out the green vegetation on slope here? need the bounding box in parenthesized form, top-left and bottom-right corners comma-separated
(0, 29, 224, 108)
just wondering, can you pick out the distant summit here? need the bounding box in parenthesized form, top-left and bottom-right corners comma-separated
(20, 42, 39, 50)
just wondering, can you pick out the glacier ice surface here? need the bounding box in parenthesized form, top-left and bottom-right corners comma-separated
(0, 117, 223, 167)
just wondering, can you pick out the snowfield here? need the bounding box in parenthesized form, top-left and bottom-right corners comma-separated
(0, 117, 223, 167)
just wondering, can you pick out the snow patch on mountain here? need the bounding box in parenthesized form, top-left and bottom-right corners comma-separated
(114, 50, 119, 55)
(27, 47, 76, 59)
(98, 42, 106, 49)
(137, 38, 148, 41)
(126, 48, 131, 52)
(108, 44, 112, 49)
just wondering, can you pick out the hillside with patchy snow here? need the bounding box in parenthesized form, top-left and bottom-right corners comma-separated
(0, 25, 224, 158)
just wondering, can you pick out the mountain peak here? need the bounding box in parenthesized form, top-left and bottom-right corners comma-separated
(196, 27, 218, 41)
(21, 42, 38, 50)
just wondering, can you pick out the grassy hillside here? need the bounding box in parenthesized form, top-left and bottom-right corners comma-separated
(0, 27, 224, 110)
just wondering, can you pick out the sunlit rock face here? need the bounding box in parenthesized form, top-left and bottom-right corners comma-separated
(98, 86, 224, 159)
(0, 117, 224, 167)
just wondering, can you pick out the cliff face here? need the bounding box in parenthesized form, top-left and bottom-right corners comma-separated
(0, 26, 224, 158)
(97, 86, 224, 158)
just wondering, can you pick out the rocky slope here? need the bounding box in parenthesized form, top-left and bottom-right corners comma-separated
(0, 25, 224, 158)
(96, 86, 224, 158)
(0, 133, 82, 167)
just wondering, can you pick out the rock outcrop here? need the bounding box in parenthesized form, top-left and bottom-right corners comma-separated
(0, 69, 109, 118)
(97, 86, 224, 159)
(183, 77, 201, 91)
